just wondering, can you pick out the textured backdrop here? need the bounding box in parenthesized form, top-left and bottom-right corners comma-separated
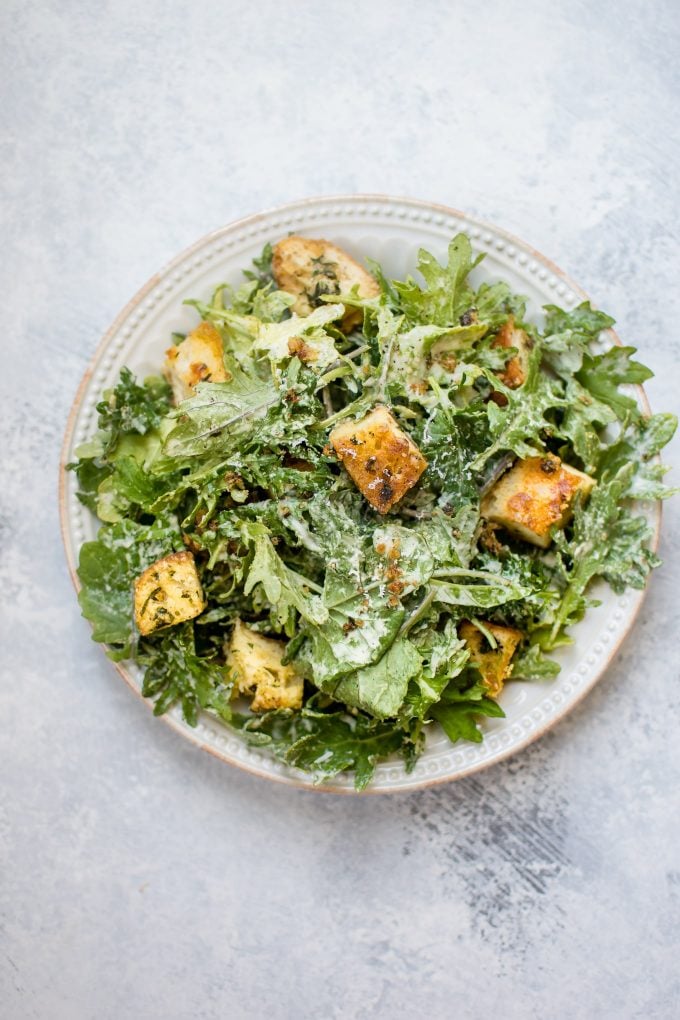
(1, 1, 679, 1018)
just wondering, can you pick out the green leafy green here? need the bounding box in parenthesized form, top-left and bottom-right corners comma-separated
(548, 462, 661, 645)
(68, 370, 173, 512)
(252, 303, 345, 372)
(96, 369, 172, 455)
(473, 349, 564, 469)
(575, 346, 653, 421)
(393, 234, 485, 326)
(332, 638, 422, 719)
(243, 242, 275, 286)
(162, 360, 279, 460)
(139, 624, 233, 724)
(77, 514, 183, 649)
(511, 643, 561, 681)
(406, 620, 469, 718)
(544, 301, 615, 337)
(236, 705, 409, 790)
(296, 567, 405, 685)
(69, 457, 113, 514)
(69, 233, 676, 789)
(475, 281, 527, 329)
(240, 521, 328, 627)
(598, 413, 678, 499)
(430, 695, 505, 744)
(417, 405, 490, 509)
(430, 570, 530, 609)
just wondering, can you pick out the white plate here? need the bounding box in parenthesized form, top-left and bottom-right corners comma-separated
(60, 195, 660, 793)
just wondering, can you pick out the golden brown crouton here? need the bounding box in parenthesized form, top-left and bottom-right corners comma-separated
(226, 620, 303, 712)
(272, 236, 380, 331)
(134, 551, 206, 636)
(491, 316, 533, 388)
(459, 620, 522, 697)
(481, 453, 595, 548)
(164, 321, 228, 403)
(329, 405, 428, 513)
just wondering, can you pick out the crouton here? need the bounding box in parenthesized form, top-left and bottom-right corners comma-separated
(164, 321, 228, 403)
(134, 551, 206, 636)
(226, 620, 303, 712)
(481, 453, 595, 548)
(459, 620, 522, 697)
(330, 405, 428, 513)
(272, 236, 380, 331)
(491, 316, 533, 388)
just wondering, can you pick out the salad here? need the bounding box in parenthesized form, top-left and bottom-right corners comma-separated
(69, 233, 677, 789)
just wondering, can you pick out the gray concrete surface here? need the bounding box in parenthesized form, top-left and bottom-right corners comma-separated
(1, 1, 679, 1017)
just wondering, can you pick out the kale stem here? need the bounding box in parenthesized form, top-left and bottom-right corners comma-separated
(377, 332, 397, 401)
(431, 568, 512, 581)
(300, 577, 324, 595)
(322, 386, 334, 418)
(316, 344, 369, 390)
(398, 588, 435, 637)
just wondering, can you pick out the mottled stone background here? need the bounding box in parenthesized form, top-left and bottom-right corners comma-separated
(1, 1, 679, 1017)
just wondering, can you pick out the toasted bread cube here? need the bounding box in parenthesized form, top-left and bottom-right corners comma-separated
(226, 620, 303, 712)
(164, 321, 228, 403)
(459, 620, 522, 697)
(272, 236, 380, 331)
(134, 551, 206, 636)
(482, 454, 595, 548)
(491, 316, 533, 388)
(330, 406, 428, 513)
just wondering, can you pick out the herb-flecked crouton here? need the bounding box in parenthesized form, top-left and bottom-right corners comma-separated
(459, 620, 522, 698)
(491, 316, 533, 388)
(481, 453, 595, 548)
(272, 236, 381, 331)
(134, 551, 206, 636)
(330, 405, 428, 513)
(164, 321, 228, 403)
(226, 620, 303, 712)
